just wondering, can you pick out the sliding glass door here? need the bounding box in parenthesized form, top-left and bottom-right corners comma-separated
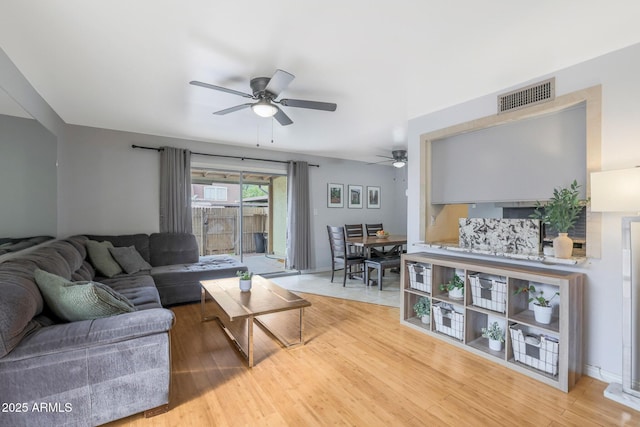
(191, 167, 290, 276)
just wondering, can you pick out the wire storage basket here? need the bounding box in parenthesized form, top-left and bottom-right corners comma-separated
(469, 273, 507, 313)
(509, 324, 559, 376)
(408, 263, 431, 293)
(433, 303, 464, 340)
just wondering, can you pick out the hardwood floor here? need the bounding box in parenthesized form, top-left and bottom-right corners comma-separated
(106, 294, 640, 426)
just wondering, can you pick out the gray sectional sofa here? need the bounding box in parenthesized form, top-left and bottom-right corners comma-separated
(0, 232, 246, 426)
(0, 235, 54, 256)
(83, 232, 247, 306)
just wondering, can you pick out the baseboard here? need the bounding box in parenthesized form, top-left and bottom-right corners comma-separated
(584, 363, 620, 384)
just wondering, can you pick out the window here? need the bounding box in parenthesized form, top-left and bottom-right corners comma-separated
(204, 186, 227, 201)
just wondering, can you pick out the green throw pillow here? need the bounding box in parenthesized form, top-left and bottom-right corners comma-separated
(86, 240, 122, 278)
(108, 245, 152, 274)
(34, 269, 136, 322)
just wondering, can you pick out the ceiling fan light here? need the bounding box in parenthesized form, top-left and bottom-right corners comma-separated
(251, 100, 278, 117)
(392, 160, 406, 168)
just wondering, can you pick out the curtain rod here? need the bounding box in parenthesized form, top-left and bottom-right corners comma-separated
(131, 144, 320, 167)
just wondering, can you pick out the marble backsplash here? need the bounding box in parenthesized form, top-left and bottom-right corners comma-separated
(459, 218, 541, 255)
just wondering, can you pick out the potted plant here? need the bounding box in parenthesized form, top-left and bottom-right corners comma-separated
(514, 284, 559, 324)
(530, 179, 589, 259)
(413, 296, 430, 324)
(481, 321, 505, 351)
(237, 270, 253, 292)
(439, 274, 464, 300)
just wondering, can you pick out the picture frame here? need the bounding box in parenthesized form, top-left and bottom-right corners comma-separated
(367, 186, 381, 209)
(348, 184, 363, 209)
(327, 183, 344, 208)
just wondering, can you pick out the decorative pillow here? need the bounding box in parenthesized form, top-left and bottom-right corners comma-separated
(109, 245, 152, 274)
(86, 240, 122, 278)
(34, 269, 135, 322)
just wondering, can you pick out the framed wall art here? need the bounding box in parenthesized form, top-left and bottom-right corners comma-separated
(348, 184, 363, 209)
(327, 183, 344, 208)
(367, 186, 381, 209)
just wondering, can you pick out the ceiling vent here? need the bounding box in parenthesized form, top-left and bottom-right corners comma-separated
(497, 78, 555, 114)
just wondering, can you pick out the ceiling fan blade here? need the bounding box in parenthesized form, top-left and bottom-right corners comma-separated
(376, 155, 395, 160)
(265, 69, 295, 97)
(190, 81, 254, 98)
(273, 107, 293, 126)
(213, 103, 252, 115)
(366, 159, 392, 165)
(279, 98, 337, 111)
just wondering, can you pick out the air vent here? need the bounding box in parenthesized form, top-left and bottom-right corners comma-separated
(497, 78, 555, 114)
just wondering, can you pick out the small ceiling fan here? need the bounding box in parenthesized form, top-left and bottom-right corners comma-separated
(190, 69, 337, 126)
(369, 150, 408, 168)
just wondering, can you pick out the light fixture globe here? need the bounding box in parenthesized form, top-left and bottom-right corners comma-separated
(392, 160, 406, 168)
(251, 99, 278, 118)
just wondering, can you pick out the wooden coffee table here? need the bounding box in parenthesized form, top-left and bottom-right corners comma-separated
(200, 275, 311, 367)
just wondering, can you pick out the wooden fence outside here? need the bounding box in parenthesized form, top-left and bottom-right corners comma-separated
(192, 206, 268, 255)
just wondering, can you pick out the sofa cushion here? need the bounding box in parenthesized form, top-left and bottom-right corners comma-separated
(1, 308, 175, 362)
(101, 274, 162, 310)
(109, 245, 152, 274)
(34, 269, 136, 322)
(86, 240, 122, 278)
(149, 232, 199, 266)
(46, 240, 85, 273)
(151, 254, 247, 305)
(84, 234, 151, 263)
(0, 266, 43, 357)
(71, 261, 95, 282)
(20, 247, 72, 280)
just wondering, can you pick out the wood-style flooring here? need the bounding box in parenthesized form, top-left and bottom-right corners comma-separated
(106, 293, 640, 426)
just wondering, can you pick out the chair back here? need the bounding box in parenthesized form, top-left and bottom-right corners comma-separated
(344, 224, 364, 238)
(366, 223, 384, 236)
(327, 225, 348, 258)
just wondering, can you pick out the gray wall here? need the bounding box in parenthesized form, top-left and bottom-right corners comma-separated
(0, 114, 57, 237)
(407, 42, 640, 384)
(0, 47, 64, 239)
(58, 124, 408, 271)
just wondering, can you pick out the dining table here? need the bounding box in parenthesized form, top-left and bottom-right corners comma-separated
(346, 234, 408, 259)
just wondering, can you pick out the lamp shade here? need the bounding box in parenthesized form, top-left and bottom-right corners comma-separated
(591, 167, 640, 212)
(251, 100, 278, 118)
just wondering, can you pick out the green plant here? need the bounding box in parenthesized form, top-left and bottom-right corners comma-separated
(413, 297, 430, 318)
(530, 180, 589, 233)
(514, 284, 559, 307)
(481, 321, 505, 342)
(237, 270, 253, 280)
(439, 274, 464, 292)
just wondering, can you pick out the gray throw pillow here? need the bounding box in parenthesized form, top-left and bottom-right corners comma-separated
(109, 245, 152, 274)
(34, 269, 135, 322)
(86, 240, 122, 278)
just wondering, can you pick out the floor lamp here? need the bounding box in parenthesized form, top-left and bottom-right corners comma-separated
(591, 167, 640, 411)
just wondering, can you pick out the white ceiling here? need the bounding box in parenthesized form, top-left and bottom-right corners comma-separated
(2, 1, 640, 163)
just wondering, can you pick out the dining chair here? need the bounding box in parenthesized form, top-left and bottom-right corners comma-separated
(344, 224, 364, 238)
(365, 223, 384, 236)
(344, 223, 365, 256)
(365, 223, 387, 257)
(327, 225, 365, 286)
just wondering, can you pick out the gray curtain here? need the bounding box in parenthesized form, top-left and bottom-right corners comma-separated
(286, 161, 311, 270)
(159, 146, 192, 233)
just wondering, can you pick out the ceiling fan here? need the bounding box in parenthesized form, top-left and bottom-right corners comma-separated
(369, 150, 408, 168)
(189, 69, 337, 126)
